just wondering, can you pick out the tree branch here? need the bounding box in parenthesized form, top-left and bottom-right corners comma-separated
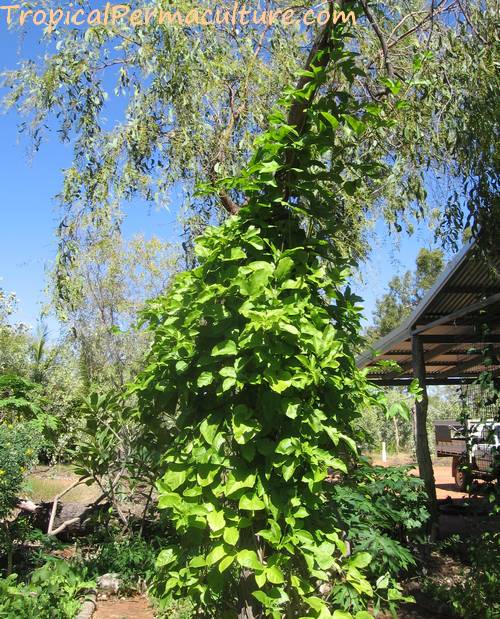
(456, 0, 487, 44)
(360, 0, 394, 79)
(47, 476, 91, 535)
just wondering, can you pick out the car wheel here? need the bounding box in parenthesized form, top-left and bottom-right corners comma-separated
(454, 462, 471, 491)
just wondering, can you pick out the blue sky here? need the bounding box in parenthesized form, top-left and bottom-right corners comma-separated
(0, 22, 449, 336)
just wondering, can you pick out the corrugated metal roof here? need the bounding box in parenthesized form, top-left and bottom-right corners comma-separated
(357, 240, 500, 386)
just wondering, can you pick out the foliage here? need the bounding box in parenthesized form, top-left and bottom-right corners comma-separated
(0, 373, 64, 460)
(3, 1, 498, 287)
(0, 558, 95, 618)
(0, 421, 42, 570)
(54, 233, 179, 390)
(422, 531, 500, 619)
(83, 535, 161, 592)
(130, 17, 419, 616)
(0, 374, 44, 423)
(328, 465, 428, 615)
(0, 289, 30, 376)
(332, 465, 429, 557)
(0, 292, 85, 460)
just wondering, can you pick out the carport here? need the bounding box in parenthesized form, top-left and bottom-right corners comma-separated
(357, 240, 500, 519)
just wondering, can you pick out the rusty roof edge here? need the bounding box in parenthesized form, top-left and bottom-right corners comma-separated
(357, 238, 476, 369)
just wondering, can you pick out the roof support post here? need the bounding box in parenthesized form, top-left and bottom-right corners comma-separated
(411, 334, 438, 530)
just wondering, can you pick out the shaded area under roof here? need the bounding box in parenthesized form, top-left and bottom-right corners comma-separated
(358, 241, 500, 386)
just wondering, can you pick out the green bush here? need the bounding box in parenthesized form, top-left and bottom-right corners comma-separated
(83, 536, 159, 592)
(0, 558, 95, 618)
(327, 465, 428, 615)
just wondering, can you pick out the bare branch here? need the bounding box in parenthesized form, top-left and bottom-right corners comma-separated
(47, 476, 91, 535)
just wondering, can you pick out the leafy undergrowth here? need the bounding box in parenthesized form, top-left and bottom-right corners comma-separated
(0, 557, 95, 618)
(419, 531, 500, 619)
(1, 478, 498, 618)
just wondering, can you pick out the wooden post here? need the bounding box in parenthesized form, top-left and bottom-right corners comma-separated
(411, 334, 438, 526)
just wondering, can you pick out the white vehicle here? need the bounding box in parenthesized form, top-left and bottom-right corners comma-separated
(434, 420, 500, 490)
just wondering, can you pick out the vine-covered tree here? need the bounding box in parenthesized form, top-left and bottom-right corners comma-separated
(132, 10, 418, 617)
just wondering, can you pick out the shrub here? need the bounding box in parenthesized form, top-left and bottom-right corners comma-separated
(83, 536, 159, 592)
(327, 465, 428, 615)
(423, 531, 500, 619)
(0, 421, 42, 572)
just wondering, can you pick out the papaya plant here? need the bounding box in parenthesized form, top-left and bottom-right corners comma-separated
(133, 12, 414, 619)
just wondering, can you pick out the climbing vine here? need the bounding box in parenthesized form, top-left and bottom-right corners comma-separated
(133, 17, 414, 619)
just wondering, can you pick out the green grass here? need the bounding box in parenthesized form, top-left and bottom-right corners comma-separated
(25, 466, 101, 503)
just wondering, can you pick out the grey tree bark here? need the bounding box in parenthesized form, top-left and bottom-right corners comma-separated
(411, 335, 438, 526)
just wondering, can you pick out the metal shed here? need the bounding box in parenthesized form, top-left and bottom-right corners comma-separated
(358, 240, 500, 387)
(357, 240, 500, 519)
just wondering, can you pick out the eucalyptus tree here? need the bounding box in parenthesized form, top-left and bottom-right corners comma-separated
(366, 247, 445, 343)
(54, 232, 179, 389)
(2, 0, 498, 288)
(0, 288, 30, 375)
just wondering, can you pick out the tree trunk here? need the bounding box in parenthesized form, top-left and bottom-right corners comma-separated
(237, 568, 259, 619)
(393, 416, 400, 454)
(411, 335, 438, 528)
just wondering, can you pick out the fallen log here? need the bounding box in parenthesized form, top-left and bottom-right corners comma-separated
(16, 499, 110, 539)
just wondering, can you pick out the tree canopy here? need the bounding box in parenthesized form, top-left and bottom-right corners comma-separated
(366, 247, 444, 342)
(2, 0, 498, 289)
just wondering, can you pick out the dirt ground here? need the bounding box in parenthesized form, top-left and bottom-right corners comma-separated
(93, 597, 155, 619)
(370, 453, 488, 499)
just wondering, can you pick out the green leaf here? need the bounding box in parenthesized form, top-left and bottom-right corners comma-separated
(200, 417, 220, 445)
(237, 549, 262, 570)
(206, 544, 226, 566)
(223, 526, 239, 546)
(321, 110, 340, 129)
(211, 340, 237, 356)
(255, 571, 267, 587)
(376, 574, 389, 589)
(218, 554, 235, 573)
(328, 457, 347, 473)
(207, 510, 226, 532)
(240, 268, 272, 296)
(225, 471, 256, 496)
(266, 565, 285, 584)
(239, 493, 265, 510)
(155, 548, 177, 567)
(275, 257, 294, 281)
(230, 247, 246, 260)
(342, 114, 365, 135)
(306, 596, 331, 615)
(197, 371, 214, 387)
(232, 405, 260, 444)
(196, 463, 220, 487)
(349, 552, 372, 569)
(161, 467, 187, 491)
(157, 492, 182, 510)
